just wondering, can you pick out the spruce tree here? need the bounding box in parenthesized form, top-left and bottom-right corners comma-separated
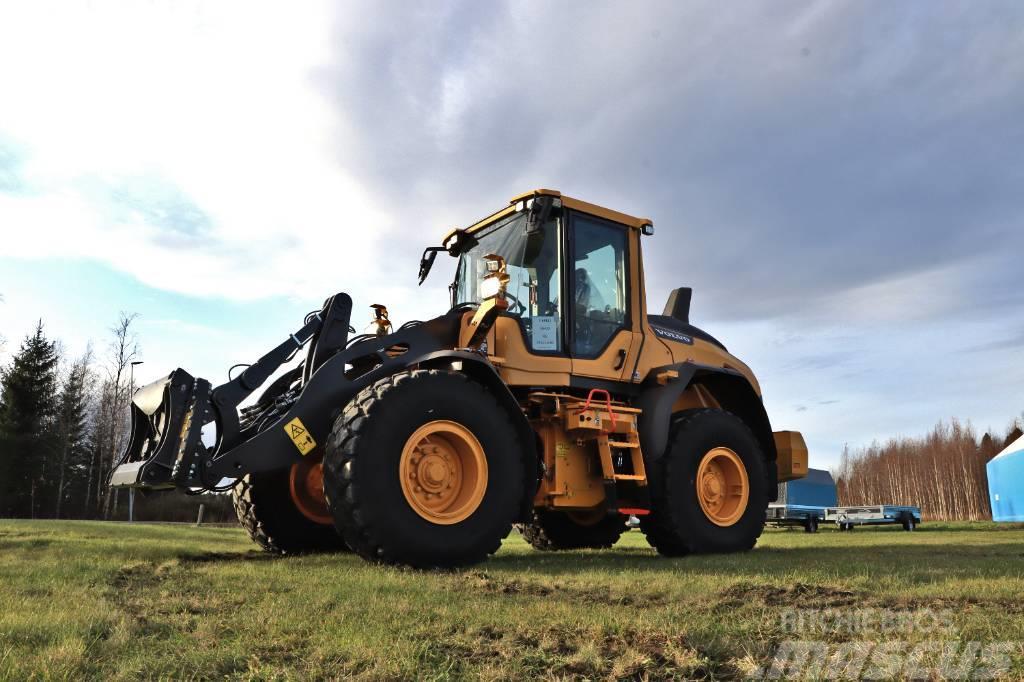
(0, 321, 61, 517)
(53, 353, 94, 518)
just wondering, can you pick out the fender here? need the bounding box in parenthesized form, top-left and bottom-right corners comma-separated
(635, 362, 778, 498)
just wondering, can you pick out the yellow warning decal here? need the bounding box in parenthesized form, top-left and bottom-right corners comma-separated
(284, 417, 317, 456)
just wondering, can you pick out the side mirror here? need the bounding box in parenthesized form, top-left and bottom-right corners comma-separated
(417, 247, 446, 285)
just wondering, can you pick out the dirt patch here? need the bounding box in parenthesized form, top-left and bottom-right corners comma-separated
(110, 561, 167, 593)
(461, 571, 667, 608)
(107, 562, 180, 639)
(872, 595, 1024, 615)
(176, 550, 279, 563)
(718, 581, 862, 609)
(419, 623, 733, 680)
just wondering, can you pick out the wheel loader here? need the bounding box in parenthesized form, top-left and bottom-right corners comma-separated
(111, 189, 809, 568)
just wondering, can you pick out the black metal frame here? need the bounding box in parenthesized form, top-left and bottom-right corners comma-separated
(111, 293, 503, 491)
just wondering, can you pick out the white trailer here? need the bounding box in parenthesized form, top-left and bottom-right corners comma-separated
(825, 505, 921, 531)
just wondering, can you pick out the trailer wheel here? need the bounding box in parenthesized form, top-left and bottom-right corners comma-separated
(804, 516, 819, 534)
(641, 409, 768, 556)
(232, 456, 348, 554)
(518, 509, 626, 551)
(901, 515, 916, 532)
(322, 369, 524, 569)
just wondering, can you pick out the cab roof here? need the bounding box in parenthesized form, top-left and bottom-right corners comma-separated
(442, 189, 653, 247)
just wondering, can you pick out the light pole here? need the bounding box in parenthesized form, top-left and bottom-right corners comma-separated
(129, 361, 144, 395)
(128, 361, 143, 523)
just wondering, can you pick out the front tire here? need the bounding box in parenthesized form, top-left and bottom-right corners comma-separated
(641, 409, 768, 556)
(518, 509, 626, 551)
(323, 369, 525, 569)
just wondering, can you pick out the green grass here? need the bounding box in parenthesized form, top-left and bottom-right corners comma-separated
(1, 520, 1022, 680)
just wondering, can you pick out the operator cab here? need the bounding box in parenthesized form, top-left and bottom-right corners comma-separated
(437, 190, 650, 383)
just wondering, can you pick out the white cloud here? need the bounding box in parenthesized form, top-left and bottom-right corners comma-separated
(0, 1, 424, 314)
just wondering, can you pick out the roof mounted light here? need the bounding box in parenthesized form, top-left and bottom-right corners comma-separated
(641, 224, 655, 236)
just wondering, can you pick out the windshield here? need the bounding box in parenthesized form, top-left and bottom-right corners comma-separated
(453, 212, 563, 352)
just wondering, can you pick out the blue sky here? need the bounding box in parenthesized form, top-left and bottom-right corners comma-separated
(1, 1, 1022, 468)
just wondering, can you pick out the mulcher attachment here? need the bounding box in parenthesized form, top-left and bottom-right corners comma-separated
(109, 368, 200, 490)
(110, 293, 354, 491)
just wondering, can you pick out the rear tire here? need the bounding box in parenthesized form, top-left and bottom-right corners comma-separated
(323, 369, 525, 569)
(641, 409, 768, 556)
(518, 509, 626, 551)
(232, 464, 348, 554)
(804, 516, 819, 533)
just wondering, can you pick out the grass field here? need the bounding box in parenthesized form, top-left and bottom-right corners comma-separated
(1, 520, 1022, 680)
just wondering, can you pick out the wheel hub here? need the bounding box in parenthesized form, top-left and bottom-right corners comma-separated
(695, 447, 749, 527)
(288, 456, 333, 525)
(399, 420, 487, 525)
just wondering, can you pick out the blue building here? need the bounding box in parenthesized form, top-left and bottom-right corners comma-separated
(988, 434, 1024, 522)
(778, 468, 838, 508)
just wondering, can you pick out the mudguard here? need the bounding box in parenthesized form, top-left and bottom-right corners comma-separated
(634, 362, 778, 500)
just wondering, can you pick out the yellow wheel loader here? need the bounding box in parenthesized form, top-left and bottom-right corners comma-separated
(111, 189, 808, 568)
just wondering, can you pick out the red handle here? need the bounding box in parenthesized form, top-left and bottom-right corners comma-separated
(580, 388, 617, 432)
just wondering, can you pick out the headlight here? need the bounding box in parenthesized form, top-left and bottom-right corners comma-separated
(480, 276, 503, 299)
(478, 253, 509, 300)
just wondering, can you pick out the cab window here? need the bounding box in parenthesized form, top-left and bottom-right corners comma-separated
(572, 216, 629, 357)
(453, 213, 563, 353)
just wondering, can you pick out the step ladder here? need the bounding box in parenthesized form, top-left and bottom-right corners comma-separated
(567, 389, 648, 488)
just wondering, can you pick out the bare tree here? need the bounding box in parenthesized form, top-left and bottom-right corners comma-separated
(93, 313, 140, 518)
(834, 417, 1010, 521)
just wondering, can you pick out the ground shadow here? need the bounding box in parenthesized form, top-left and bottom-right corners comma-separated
(484, 541, 1024, 582)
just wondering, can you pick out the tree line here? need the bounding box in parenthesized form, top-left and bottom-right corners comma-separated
(0, 316, 233, 522)
(834, 418, 1022, 521)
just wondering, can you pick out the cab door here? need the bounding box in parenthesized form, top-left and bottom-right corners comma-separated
(568, 212, 636, 382)
(482, 211, 574, 388)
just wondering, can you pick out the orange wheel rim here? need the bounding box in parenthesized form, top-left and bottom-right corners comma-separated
(399, 420, 487, 525)
(289, 457, 333, 525)
(696, 447, 749, 527)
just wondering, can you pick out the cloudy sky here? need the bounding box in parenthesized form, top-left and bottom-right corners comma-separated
(1, 1, 1022, 468)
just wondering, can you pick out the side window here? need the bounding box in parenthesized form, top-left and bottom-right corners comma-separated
(572, 217, 628, 357)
